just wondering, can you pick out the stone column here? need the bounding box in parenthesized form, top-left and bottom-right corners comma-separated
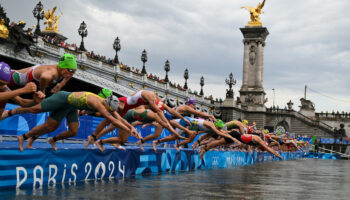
(239, 26, 269, 112)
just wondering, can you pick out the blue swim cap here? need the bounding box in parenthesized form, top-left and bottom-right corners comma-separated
(164, 110, 172, 120)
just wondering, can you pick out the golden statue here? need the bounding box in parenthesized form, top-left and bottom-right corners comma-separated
(43, 6, 62, 32)
(0, 19, 9, 38)
(241, 0, 266, 26)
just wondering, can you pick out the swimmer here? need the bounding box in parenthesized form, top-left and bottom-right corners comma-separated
(200, 130, 282, 159)
(11, 91, 136, 151)
(8, 53, 76, 94)
(0, 62, 44, 121)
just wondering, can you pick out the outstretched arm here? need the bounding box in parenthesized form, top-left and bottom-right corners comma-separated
(112, 111, 141, 139)
(182, 106, 216, 122)
(164, 105, 192, 126)
(51, 77, 72, 93)
(207, 122, 241, 145)
(0, 83, 37, 101)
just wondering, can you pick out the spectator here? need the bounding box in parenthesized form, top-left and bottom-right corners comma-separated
(333, 127, 338, 144)
(339, 124, 346, 143)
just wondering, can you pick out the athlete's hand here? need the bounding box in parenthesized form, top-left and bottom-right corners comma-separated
(22, 82, 37, 93)
(51, 82, 65, 93)
(209, 115, 217, 122)
(131, 128, 142, 139)
(33, 91, 45, 103)
(184, 118, 192, 127)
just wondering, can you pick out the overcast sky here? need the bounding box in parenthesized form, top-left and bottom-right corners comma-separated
(1, 0, 350, 112)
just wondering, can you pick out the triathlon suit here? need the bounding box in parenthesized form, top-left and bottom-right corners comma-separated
(8, 65, 62, 89)
(119, 90, 165, 116)
(226, 130, 255, 145)
(122, 109, 154, 124)
(177, 117, 219, 138)
(265, 134, 273, 143)
(41, 91, 101, 123)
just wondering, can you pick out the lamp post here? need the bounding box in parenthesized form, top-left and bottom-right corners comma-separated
(184, 68, 189, 90)
(141, 49, 147, 75)
(272, 88, 275, 108)
(113, 37, 121, 64)
(200, 76, 204, 96)
(225, 72, 236, 98)
(32, 1, 44, 36)
(164, 60, 170, 82)
(78, 21, 88, 51)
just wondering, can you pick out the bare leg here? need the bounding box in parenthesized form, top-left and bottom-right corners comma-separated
(17, 117, 60, 152)
(12, 104, 43, 115)
(96, 129, 130, 152)
(192, 134, 210, 149)
(49, 121, 79, 151)
(138, 124, 163, 151)
(177, 133, 196, 148)
(86, 120, 111, 149)
(200, 138, 226, 159)
(26, 137, 36, 149)
(253, 136, 282, 159)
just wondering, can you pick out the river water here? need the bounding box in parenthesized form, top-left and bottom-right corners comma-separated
(3, 159, 350, 199)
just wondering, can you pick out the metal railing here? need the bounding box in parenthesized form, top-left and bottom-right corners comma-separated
(318, 146, 350, 159)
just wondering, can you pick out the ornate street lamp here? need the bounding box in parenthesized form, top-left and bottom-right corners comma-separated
(32, 1, 44, 36)
(164, 60, 170, 82)
(200, 76, 204, 96)
(113, 37, 121, 64)
(78, 21, 88, 51)
(184, 68, 189, 90)
(225, 72, 236, 98)
(141, 49, 147, 74)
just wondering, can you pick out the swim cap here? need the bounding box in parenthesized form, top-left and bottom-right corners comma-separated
(185, 98, 196, 105)
(98, 88, 113, 98)
(164, 110, 172, 120)
(58, 53, 77, 69)
(214, 119, 224, 129)
(242, 120, 248, 125)
(105, 95, 119, 111)
(0, 62, 11, 82)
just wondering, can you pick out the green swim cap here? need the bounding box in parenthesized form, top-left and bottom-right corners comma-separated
(214, 119, 224, 129)
(98, 88, 113, 98)
(58, 53, 77, 69)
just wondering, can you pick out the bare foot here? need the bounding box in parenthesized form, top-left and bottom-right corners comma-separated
(137, 140, 144, 151)
(85, 135, 95, 149)
(95, 140, 104, 152)
(113, 143, 126, 151)
(152, 140, 158, 152)
(17, 135, 24, 152)
(277, 153, 282, 159)
(48, 138, 58, 152)
(26, 137, 34, 149)
(192, 142, 198, 150)
(174, 144, 180, 152)
(1, 110, 9, 120)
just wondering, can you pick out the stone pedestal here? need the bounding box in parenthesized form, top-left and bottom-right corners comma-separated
(222, 97, 235, 107)
(42, 30, 67, 42)
(239, 26, 269, 112)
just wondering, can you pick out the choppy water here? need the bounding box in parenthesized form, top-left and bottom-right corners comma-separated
(3, 159, 350, 200)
